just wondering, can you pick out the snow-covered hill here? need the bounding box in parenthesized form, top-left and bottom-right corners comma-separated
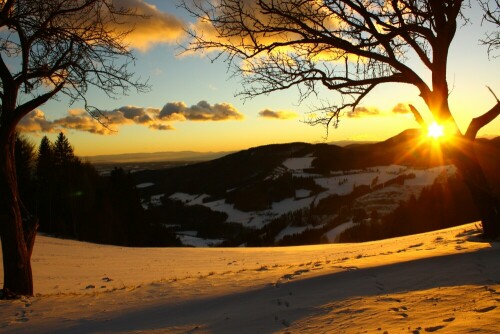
(168, 163, 455, 245)
(130, 130, 500, 247)
(1, 223, 499, 333)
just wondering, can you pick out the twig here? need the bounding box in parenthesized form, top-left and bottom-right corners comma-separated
(486, 86, 499, 102)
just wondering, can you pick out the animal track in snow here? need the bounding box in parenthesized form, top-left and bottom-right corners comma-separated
(475, 305, 497, 313)
(424, 325, 445, 332)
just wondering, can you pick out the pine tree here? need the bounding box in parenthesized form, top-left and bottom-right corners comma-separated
(36, 136, 53, 180)
(35, 136, 55, 233)
(15, 134, 36, 198)
(53, 132, 74, 167)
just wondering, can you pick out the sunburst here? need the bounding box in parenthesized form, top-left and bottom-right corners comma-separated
(428, 122, 444, 140)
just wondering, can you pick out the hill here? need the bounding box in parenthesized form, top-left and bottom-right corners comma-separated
(129, 129, 500, 246)
(0, 223, 498, 333)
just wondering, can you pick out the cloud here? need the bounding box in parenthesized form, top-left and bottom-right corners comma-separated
(53, 110, 115, 135)
(392, 103, 411, 114)
(258, 109, 298, 120)
(111, 0, 187, 51)
(187, 1, 342, 61)
(17, 109, 58, 133)
(116, 105, 157, 124)
(149, 123, 175, 131)
(347, 106, 381, 118)
(18, 101, 244, 135)
(159, 100, 244, 121)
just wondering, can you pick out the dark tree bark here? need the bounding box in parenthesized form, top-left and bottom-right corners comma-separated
(0, 129, 35, 297)
(454, 101, 500, 239)
(450, 141, 500, 239)
(0, 0, 148, 296)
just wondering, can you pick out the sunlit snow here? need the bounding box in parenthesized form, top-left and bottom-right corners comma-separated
(1, 223, 498, 333)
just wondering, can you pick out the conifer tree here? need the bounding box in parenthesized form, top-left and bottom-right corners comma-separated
(15, 134, 36, 196)
(36, 136, 53, 181)
(53, 133, 75, 168)
(35, 136, 55, 233)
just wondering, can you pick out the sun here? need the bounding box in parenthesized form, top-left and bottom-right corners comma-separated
(427, 122, 444, 139)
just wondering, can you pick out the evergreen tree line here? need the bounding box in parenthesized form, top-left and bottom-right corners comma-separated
(236, 173, 480, 246)
(337, 175, 479, 242)
(15, 133, 180, 247)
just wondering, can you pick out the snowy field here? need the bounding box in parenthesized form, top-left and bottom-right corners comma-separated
(1, 222, 499, 333)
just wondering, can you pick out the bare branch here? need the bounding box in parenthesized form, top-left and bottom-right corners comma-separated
(0, 0, 150, 130)
(479, 0, 500, 57)
(465, 101, 500, 140)
(181, 0, 466, 130)
(409, 104, 428, 129)
(487, 85, 499, 102)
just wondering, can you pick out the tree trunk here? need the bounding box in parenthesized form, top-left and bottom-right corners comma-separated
(0, 131, 35, 297)
(447, 135, 500, 239)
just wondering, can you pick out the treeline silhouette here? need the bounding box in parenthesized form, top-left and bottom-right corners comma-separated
(229, 173, 480, 246)
(15, 133, 180, 247)
(337, 174, 479, 242)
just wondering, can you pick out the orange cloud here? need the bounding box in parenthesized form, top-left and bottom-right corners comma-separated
(187, 0, 342, 60)
(392, 103, 411, 114)
(159, 100, 244, 121)
(111, 0, 187, 51)
(18, 101, 245, 135)
(17, 109, 58, 133)
(347, 106, 381, 118)
(149, 123, 176, 131)
(53, 109, 116, 135)
(258, 109, 298, 120)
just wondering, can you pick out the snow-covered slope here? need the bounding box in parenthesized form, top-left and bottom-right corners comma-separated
(1, 223, 498, 333)
(169, 164, 455, 231)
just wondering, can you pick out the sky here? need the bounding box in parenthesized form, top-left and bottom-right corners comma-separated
(16, 1, 500, 156)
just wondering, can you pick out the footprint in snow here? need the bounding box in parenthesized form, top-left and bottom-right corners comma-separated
(475, 305, 497, 313)
(424, 325, 445, 332)
(281, 269, 310, 280)
(14, 310, 29, 323)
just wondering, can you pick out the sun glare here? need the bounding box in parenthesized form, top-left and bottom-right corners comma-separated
(427, 122, 444, 139)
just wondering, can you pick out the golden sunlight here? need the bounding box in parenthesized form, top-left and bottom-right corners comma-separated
(428, 122, 444, 139)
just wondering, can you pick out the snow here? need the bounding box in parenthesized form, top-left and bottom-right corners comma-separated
(178, 235, 225, 247)
(274, 226, 309, 241)
(136, 182, 154, 189)
(324, 220, 358, 242)
(166, 165, 456, 232)
(170, 192, 206, 204)
(141, 194, 164, 210)
(282, 156, 315, 171)
(202, 198, 267, 229)
(1, 223, 498, 333)
(295, 189, 311, 198)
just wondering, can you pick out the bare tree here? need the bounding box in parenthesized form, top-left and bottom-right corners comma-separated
(479, 0, 499, 56)
(181, 0, 500, 239)
(0, 0, 148, 297)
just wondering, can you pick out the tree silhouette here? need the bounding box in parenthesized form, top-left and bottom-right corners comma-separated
(36, 136, 54, 182)
(14, 134, 36, 204)
(0, 1, 148, 297)
(35, 136, 55, 233)
(479, 0, 499, 57)
(182, 0, 500, 239)
(53, 132, 75, 167)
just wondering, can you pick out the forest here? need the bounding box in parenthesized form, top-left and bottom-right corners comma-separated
(15, 132, 181, 247)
